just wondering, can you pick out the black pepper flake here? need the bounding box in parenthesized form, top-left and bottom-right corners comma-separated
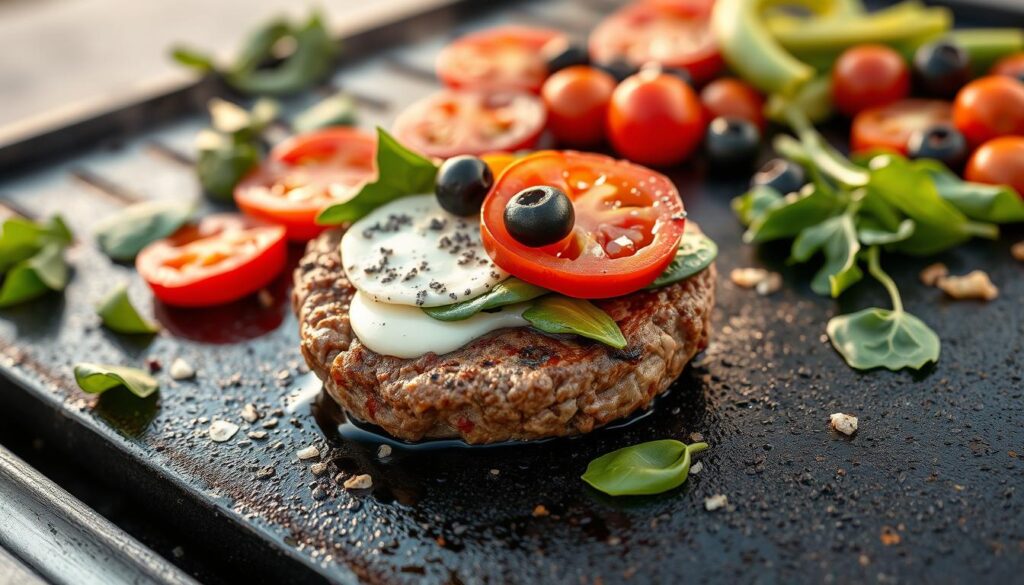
(402, 267, 419, 282)
(449, 292, 458, 300)
(415, 290, 427, 306)
(428, 217, 447, 231)
(362, 213, 413, 238)
(463, 288, 471, 296)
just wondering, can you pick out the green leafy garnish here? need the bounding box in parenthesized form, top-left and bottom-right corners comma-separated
(73, 363, 159, 398)
(423, 278, 548, 321)
(742, 184, 841, 244)
(93, 200, 194, 261)
(0, 216, 70, 274)
(196, 98, 278, 200)
(97, 285, 160, 334)
(732, 185, 784, 227)
(917, 160, 1024, 223)
(292, 93, 357, 133)
(317, 128, 438, 224)
(582, 440, 708, 496)
(0, 216, 72, 308)
(522, 296, 626, 349)
(791, 214, 862, 297)
(646, 231, 718, 289)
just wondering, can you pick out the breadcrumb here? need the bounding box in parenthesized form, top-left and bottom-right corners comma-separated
(755, 271, 783, 296)
(937, 270, 998, 301)
(1011, 241, 1024, 262)
(919, 262, 948, 286)
(343, 474, 373, 490)
(730, 267, 769, 288)
(297, 445, 320, 460)
(830, 413, 858, 436)
(208, 420, 239, 442)
(704, 494, 728, 511)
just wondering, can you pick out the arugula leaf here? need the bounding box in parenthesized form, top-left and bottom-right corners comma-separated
(827, 308, 940, 371)
(94, 200, 194, 261)
(73, 363, 159, 398)
(292, 93, 357, 133)
(226, 13, 336, 95)
(317, 128, 438, 224)
(646, 231, 718, 289)
(582, 440, 708, 496)
(731, 185, 783, 227)
(744, 184, 841, 244)
(423, 278, 548, 321)
(97, 285, 160, 334)
(791, 214, 862, 297)
(523, 296, 626, 349)
(916, 160, 1024, 223)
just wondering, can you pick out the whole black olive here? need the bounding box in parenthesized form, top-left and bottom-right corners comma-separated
(546, 43, 589, 74)
(907, 123, 968, 170)
(751, 158, 806, 194)
(913, 40, 971, 98)
(705, 116, 761, 172)
(503, 186, 575, 247)
(435, 155, 493, 216)
(596, 58, 639, 82)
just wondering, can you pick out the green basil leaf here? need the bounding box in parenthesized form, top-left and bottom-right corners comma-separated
(94, 200, 194, 261)
(170, 47, 215, 72)
(97, 285, 160, 334)
(857, 217, 915, 245)
(196, 130, 262, 201)
(0, 215, 71, 275)
(581, 440, 709, 496)
(826, 307, 940, 371)
(523, 296, 626, 349)
(292, 93, 357, 133)
(646, 231, 718, 289)
(317, 128, 438, 224)
(226, 13, 336, 95)
(0, 242, 69, 308)
(731, 185, 784, 227)
(73, 363, 159, 398)
(791, 214, 862, 297)
(745, 184, 841, 244)
(423, 278, 548, 321)
(915, 160, 1024, 223)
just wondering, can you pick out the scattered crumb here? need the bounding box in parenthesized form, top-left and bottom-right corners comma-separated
(208, 420, 239, 442)
(343, 474, 373, 490)
(377, 444, 392, 459)
(171, 546, 184, 559)
(297, 445, 320, 460)
(1012, 241, 1024, 262)
(689, 432, 704, 443)
(880, 526, 901, 546)
(145, 358, 162, 373)
(256, 466, 275, 480)
(247, 431, 267, 440)
(532, 505, 549, 517)
(937, 270, 998, 301)
(830, 412, 858, 436)
(311, 462, 328, 476)
(755, 271, 782, 296)
(257, 289, 274, 308)
(489, 469, 500, 476)
(169, 358, 195, 380)
(919, 262, 948, 286)
(261, 417, 279, 429)
(730, 267, 769, 288)
(240, 403, 260, 423)
(690, 461, 703, 475)
(859, 554, 870, 567)
(704, 494, 728, 511)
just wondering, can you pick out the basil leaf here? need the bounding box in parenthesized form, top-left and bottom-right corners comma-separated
(731, 185, 783, 227)
(94, 200, 194, 261)
(826, 307, 940, 371)
(916, 160, 1024, 223)
(646, 231, 718, 289)
(73, 363, 159, 398)
(317, 128, 438, 224)
(423, 278, 548, 321)
(196, 130, 262, 201)
(170, 47, 215, 72)
(523, 296, 626, 349)
(292, 93, 357, 133)
(744, 184, 841, 244)
(209, 97, 279, 137)
(226, 12, 336, 95)
(582, 440, 709, 496)
(0, 215, 71, 274)
(791, 214, 862, 297)
(857, 217, 915, 245)
(97, 285, 160, 334)
(0, 243, 68, 308)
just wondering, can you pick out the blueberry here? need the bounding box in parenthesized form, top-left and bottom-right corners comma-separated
(503, 186, 575, 247)
(907, 123, 968, 170)
(914, 40, 971, 98)
(546, 44, 589, 74)
(705, 117, 761, 172)
(435, 155, 493, 216)
(751, 158, 806, 194)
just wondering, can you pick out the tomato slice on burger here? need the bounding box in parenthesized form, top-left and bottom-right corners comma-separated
(850, 99, 952, 154)
(589, 0, 722, 84)
(393, 89, 546, 159)
(481, 151, 686, 299)
(136, 214, 287, 308)
(436, 25, 567, 93)
(234, 127, 376, 241)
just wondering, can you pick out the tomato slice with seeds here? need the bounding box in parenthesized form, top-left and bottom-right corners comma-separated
(481, 151, 686, 299)
(850, 99, 952, 155)
(136, 214, 287, 307)
(234, 127, 377, 241)
(436, 25, 567, 93)
(393, 89, 546, 159)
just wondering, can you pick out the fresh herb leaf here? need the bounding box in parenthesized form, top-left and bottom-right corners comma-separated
(646, 231, 718, 289)
(744, 184, 840, 244)
(317, 128, 438, 224)
(581, 440, 709, 496)
(731, 185, 783, 227)
(97, 285, 160, 334)
(791, 214, 862, 297)
(73, 363, 159, 398)
(917, 160, 1024, 223)
(170, 47, 215, 72)
(209, 97, 279, 137)
(226, 12, 336, 95)
(857, 217, 915, 245)
(0, 243, 69, 308)
(423, 278, 548, 321)
(94, 200, 194, 261)
(292, 93, 357, 133)
(0, 216, 71, 274)
(523, 296, 627, 349)
(196, 129, 262, 201)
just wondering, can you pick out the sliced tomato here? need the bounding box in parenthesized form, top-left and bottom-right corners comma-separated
(234, 127, 376, 241)
(393, 89, 546, 159)
(436, 25, 567, 93)
(850, 99, 952, 154)
(589, 0, 722, 85)
(481, 151, 686, 298)
(480, 152, 520, 179)
(136, 214, 287, 308)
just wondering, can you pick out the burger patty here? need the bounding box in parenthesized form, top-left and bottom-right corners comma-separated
(293, 227, 716, 444)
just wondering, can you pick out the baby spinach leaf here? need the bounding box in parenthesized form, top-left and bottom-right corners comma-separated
(0, 243, 69, 308)
(196, 129, 262, 201)
(791, 214, 862, 297)
(582, 440, 709, 496)
(94, 200, 194, 261)
(423, 278, 548, 321)
(917, 160, 1024, 223)
(647, 231, 718, 289)
(523, 296, 626, 349)
(73, 363, 159, 398)
(317, 128, 438, 224)
(745, 184, 841, 244)
(292, 93, 357, 133)
(857, 217, 915, 245)
(826, 307, 940, 371)
(731, 185, 783, 227)
(97, 285, 160, 334)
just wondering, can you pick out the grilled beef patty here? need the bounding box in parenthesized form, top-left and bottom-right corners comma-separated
(294, 227, 715, 444)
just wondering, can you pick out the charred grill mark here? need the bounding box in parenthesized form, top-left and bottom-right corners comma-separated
(518, 346, 553, 368)
(610, 345, 644, 363)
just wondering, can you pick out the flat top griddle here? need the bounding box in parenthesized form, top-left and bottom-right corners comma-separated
(1, 1, 1022, 583)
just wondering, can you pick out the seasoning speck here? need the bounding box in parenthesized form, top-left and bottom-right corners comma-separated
(247, 431, 267, 440)
(297, 445, 320, 460)
(532, 505, 549, 517)
(240, 403, 259, 423)
(377, 444, 392, 459)
(690, 461, 703, 475)
(1012, 241, 1024, 262)
(208, 420, 239, 442)
(704, 494, 728, 511)
(755, 271, 782, 296)
(256, 466, 275, 480)
(830, 412, 858, 436)
(343, 474, 373, 490)
(169, 358, 195, 380)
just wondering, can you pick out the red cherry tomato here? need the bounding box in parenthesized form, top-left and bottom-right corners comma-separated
(393, 89, 546, 159)
(541, 65, 617, 147)
(589, 0, 722, 84)
(234, 127, 376, 241)
(607, 70, 704, 166)
(953, 76, 1024, 147)
(990, 52, 1024, 79)
(436, 26, 566, 93)
(965, 136, 1024, 198)
(480, 150, 686, 298)
(699, 77, 766, 130)
(850, 99, 952, 154)
(831, 45, 910, 117)
(136, 214, 287, 308)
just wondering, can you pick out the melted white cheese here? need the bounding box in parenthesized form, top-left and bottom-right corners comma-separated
(341, 194, 508, 307)
(349, 291, 527, 358)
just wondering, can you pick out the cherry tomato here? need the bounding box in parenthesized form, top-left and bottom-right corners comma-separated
(607, 70, 704, 166)
(953, 76, 1024, 147)
(965, 136, 1024, 198)
(481, 150, 686, 298)
(699, 77, 765, 130)
(393, 89, 546, 159)
(990, 52, 1024, 81)
(831, 45, 910, 116)
(589, 0, 722, 85)
(234, 127, 376, 241)
(850, 99, 952, 154)
(541, 65, 617, 147)
(480, 152, 519, 178)
(436, 26, 567, 93)
(136, 214, 287, 308)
